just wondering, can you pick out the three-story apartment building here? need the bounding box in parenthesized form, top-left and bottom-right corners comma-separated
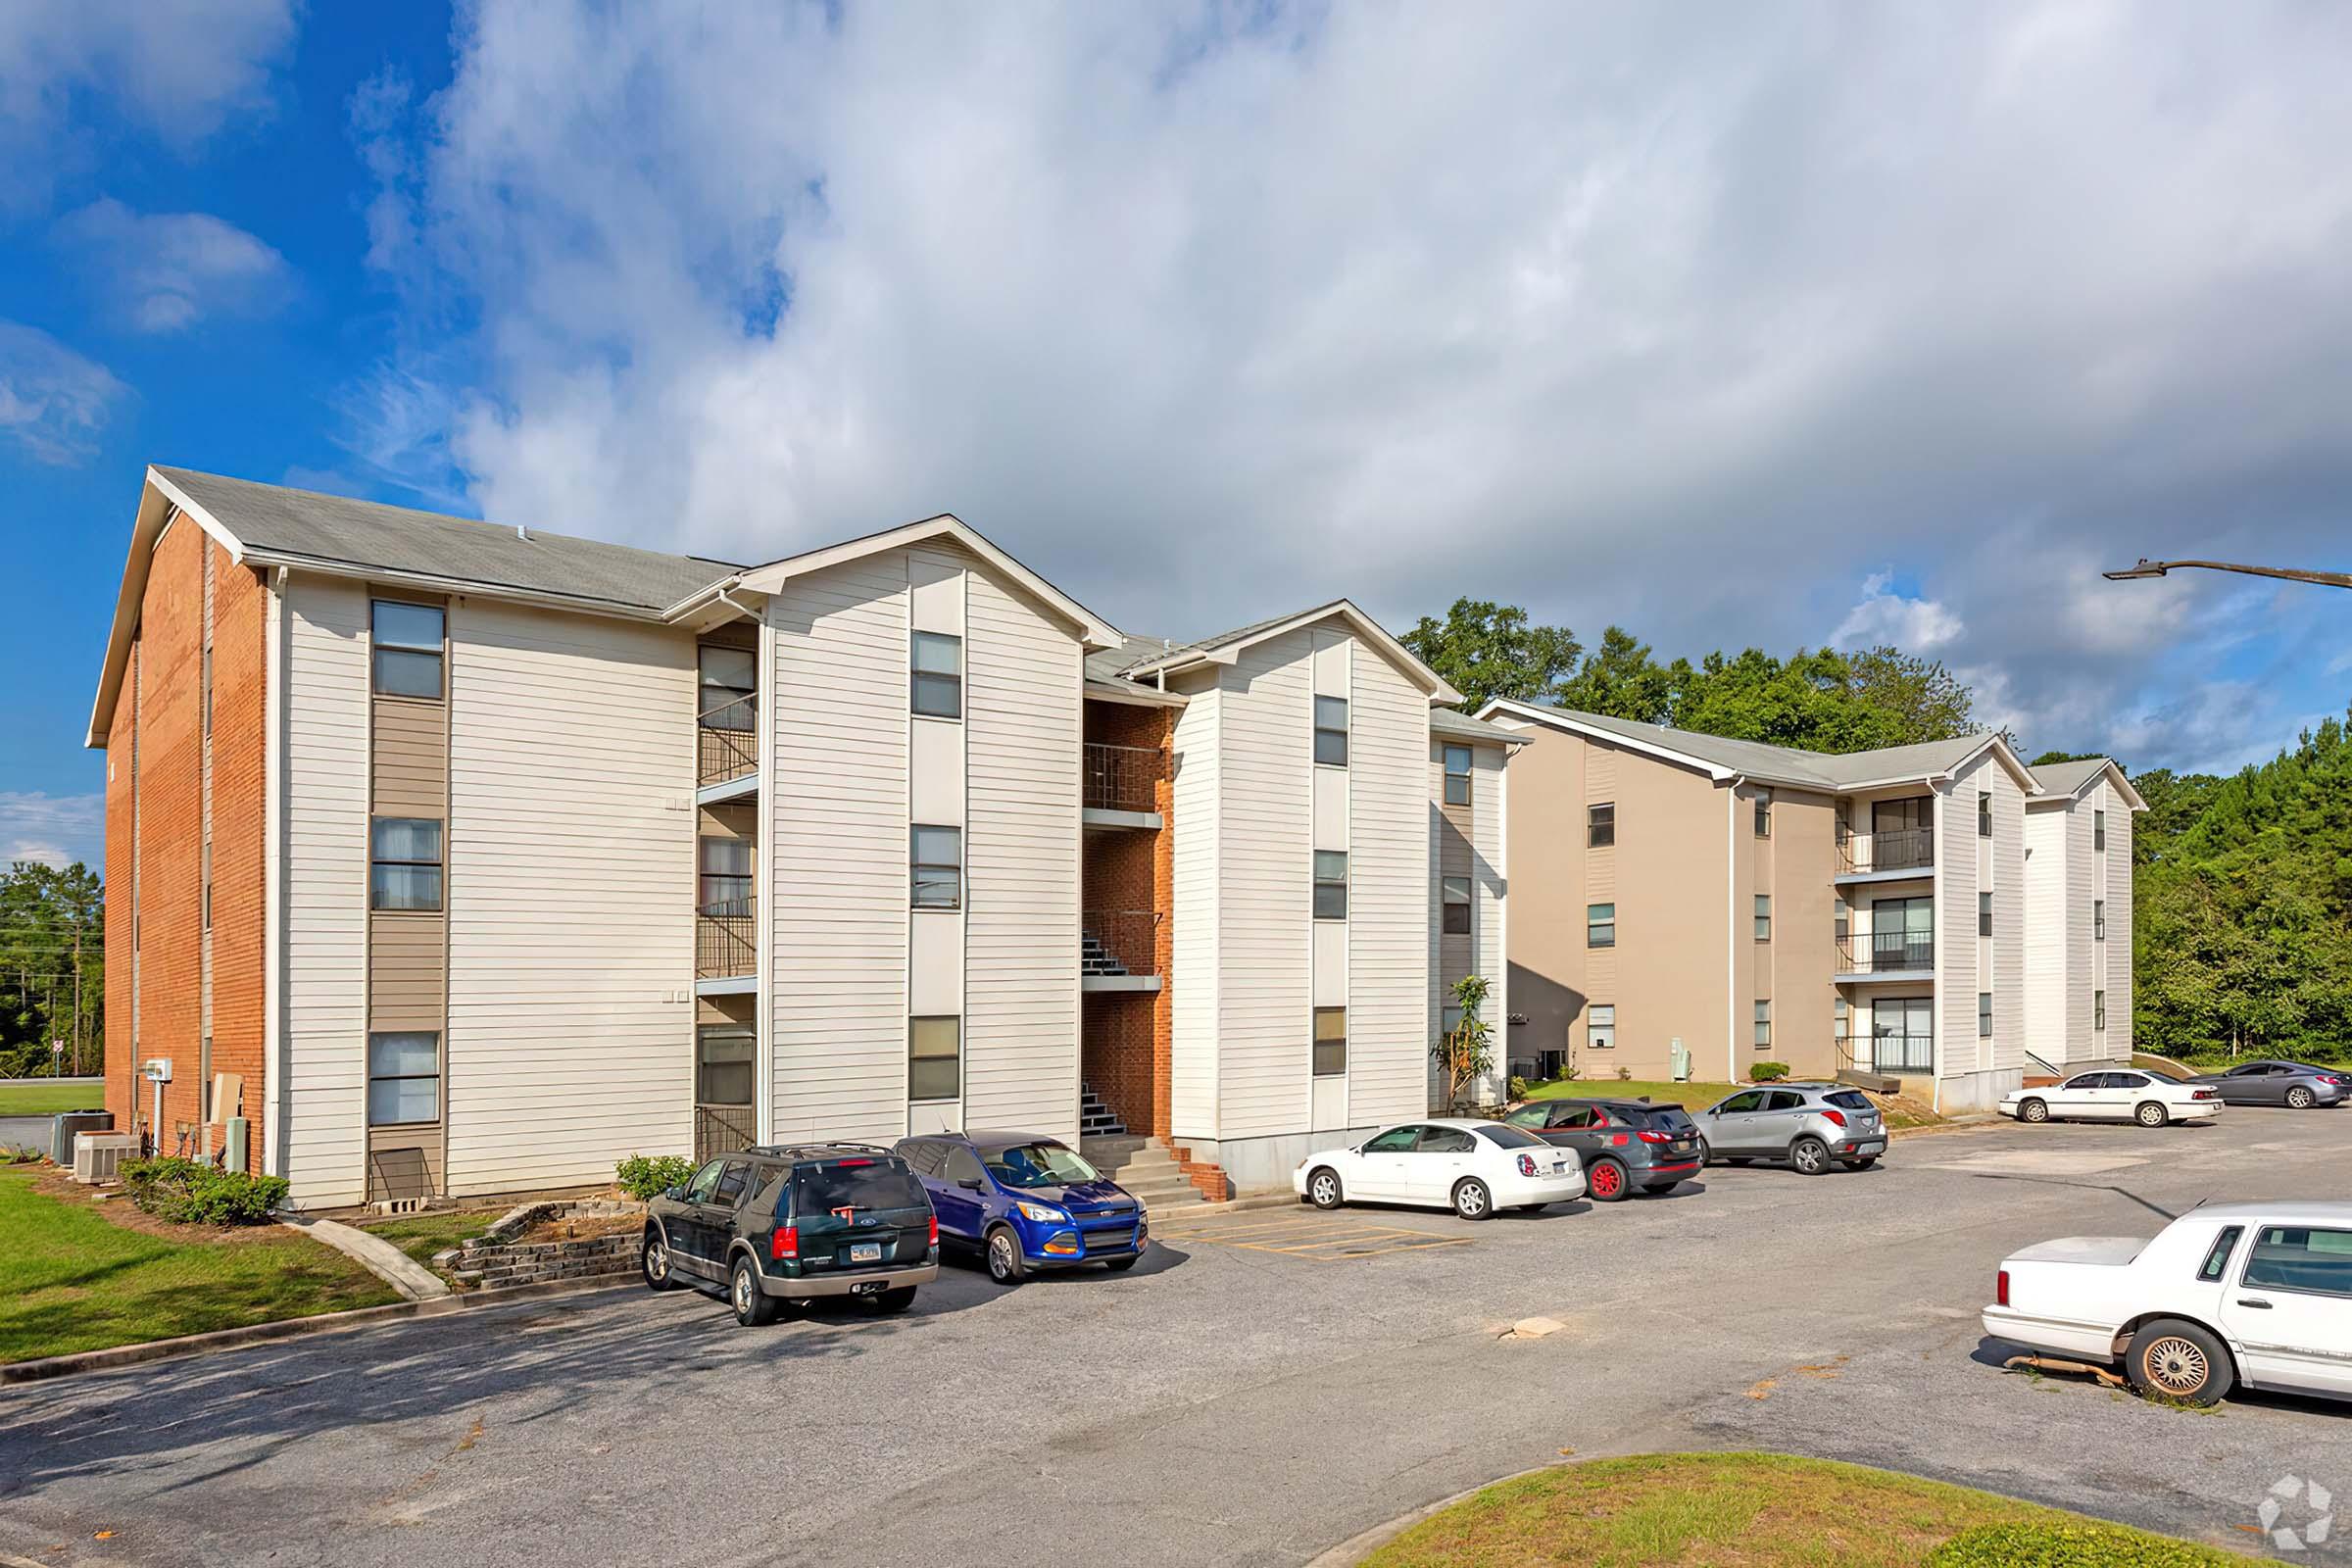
(1481, 702, 2134, 1112)
(90, 467, 1513, 1206)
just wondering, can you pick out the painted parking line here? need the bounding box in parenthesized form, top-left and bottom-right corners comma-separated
(1152, 1213, 1471, 1259)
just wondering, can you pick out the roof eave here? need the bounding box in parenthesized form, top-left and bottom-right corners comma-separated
(1123, 600, 1462, 703)
(88, 469, 249, 749)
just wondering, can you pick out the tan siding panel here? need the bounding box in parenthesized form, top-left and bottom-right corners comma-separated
(1169, 680, 1221, 1136)
(1214, 630, 1314, 1140)
(1347, 639, 1430, 1127)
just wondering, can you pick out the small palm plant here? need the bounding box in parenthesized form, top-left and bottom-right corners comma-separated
(1432, 974, 1495, 1112)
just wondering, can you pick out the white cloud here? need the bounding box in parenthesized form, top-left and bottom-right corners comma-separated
(0, 0, 297, 206)
(0, 792, 102, 870)
(0, 319, 126, 465)
(58, 198, 292, 331)
(1834, 573, 1964, 655)
(353, 2, 2352, 773)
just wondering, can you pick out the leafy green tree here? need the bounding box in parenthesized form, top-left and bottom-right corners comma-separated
(1844, 646, 1977, 744)
(0, 861, 104, 1077)
(1555, 626, 1678, 723)
(1400, 600, 1582, 712)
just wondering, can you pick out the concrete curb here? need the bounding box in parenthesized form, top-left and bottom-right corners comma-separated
(1304, 1459, 1568, 1567)
(1176, 1191, 1300, 1218)
(277, 1212, 452, 1300)
(0, 1270, 637, 1388)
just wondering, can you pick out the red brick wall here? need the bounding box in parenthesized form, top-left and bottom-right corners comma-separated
(1081, 703, 1174, 1136)
(100, 521, 268, 1168)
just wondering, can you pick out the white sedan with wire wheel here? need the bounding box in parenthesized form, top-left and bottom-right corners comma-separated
(1998, 1068, 2222, 1128)
(1293, 1118, 1586, 1221)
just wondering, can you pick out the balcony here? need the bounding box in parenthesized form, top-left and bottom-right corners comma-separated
(696, 897, 756, 991)
(1083, 743, 1164, 829)
(1082, 909, 1161, 993)
(1835, 935, 1935, 980)
(1836, 826, 1934, 882)
(698, 697, 758, 802)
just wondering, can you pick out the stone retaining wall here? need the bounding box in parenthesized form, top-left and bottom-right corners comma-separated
(438, 1199, 643, 1290)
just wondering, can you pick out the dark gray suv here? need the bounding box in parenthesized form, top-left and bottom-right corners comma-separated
(1696, 1083, 1886, 1175)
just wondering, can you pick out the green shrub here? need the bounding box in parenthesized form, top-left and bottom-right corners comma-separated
(1929, 1521, 2234, 1566)
(615, 1153, 696, 1200)
(1506, 1075, 1532, 1102)
(120, 1156, 289, 1226)
(1750, 1061, 1791, 1082)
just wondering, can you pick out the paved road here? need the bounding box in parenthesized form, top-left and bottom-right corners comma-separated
(0, 1117, 49, 1154)
(3, 1112, 2347, 1566)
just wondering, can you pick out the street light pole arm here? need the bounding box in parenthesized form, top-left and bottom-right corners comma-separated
(2103, 558, 2352, 590)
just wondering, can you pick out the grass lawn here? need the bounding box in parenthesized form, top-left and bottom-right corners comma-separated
(1364, 1452, 2239, 1567)
(0, 1164, 400, 1364)
(0, 1080, 106, 1116)
(1520, 1077, 1946, 1130)
(357, 1208, 504, 1269)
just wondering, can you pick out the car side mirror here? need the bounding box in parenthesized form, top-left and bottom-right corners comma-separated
(957, 1177, 983, 1192)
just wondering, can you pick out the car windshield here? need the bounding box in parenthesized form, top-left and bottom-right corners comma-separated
(1476, 1123, 1545, 1150)
(984, 1142, 1100, 1190)
(795, 1160, 927, 1215)
(2140, 1067, 2188, 1082)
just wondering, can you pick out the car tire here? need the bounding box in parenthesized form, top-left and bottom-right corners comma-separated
(1695, 1136, 1714, 1167)
(729, 1256, 778, 1327)
(1306, 1166, 1346, 1210)
(2135, 1101, 2169, 1128)
(2127, 1318, 2235, 1405)
(1790, 1136, 1830, 1176)
(869, 1287, 917, 1314)
(2287, 1086, 2316, 1109)
(2018, 1098, 2050, 1124)
(1451, 1177, 1494, 1221)
(985, 1225, 1026, 1286)
(641, 1227, 676, 1292)
(1587, 1157, 1631, 1202)
(1103, 1254, 1141, 1271)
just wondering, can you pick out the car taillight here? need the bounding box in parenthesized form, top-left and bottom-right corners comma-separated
(1821, 1108, 1847, 1128)
(1516, 1152, 1538, 1176)
(1636, 1129, 1674, 1144)
(929, 1214, 939, 1247)
(1996, 1269, 2010, 1307)
(770, 1226, 799, 1261)
(2193, 1090, 2218, 1100)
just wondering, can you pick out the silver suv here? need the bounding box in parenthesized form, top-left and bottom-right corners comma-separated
(1696, 1082, 1886, 1175)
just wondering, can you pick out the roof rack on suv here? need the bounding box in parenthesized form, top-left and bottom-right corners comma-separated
(743, 1140, 903, 1160)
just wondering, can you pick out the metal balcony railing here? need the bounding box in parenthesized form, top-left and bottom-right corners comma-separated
(1082, 909, 1162, 978)
(1836, 936, 1936, 974)
(1838, 825, 1935, 874)
(698, 699, 758, 788)
(696, 901, 757, 980)
(1084, 743, 1165, 814)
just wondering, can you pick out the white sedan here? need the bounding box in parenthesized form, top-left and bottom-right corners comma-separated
(1984, 1201, 2352, 1405)
(1293, 1118, 1585, 1220)
(1998, 1068, 2222, 1128)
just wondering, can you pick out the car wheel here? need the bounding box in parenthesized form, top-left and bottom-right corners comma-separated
(729, 1256, 777, 1327)
(2135, 1100, 2169, 1128)
(1695, 1136, 1714, 1167)
(1102, 1254, 1141, 1271)
(1587, 1157, 1630, 1202)
(2287, 1086, 2316, 1109)
(2019, 1097, 2050, 1124)
(1306, 1166, 1345, 1210)
(1841, 1156, 1879, 1171)
(2127, 1318, 2234, 1405)
(641, 1227, 675, 1292)
(869, 1287, 916, 1314)
(1790, 1137, 1830, 1176)
(985, 1225, 1026, 1286)
(1451, 1177, 1493, 1221)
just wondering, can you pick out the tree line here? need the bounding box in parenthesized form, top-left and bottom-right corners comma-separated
(0, 860, 104, 1078)
(1401, 597, 2351, 1066)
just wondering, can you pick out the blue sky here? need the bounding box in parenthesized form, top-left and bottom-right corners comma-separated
(5, 2, 2350, 869)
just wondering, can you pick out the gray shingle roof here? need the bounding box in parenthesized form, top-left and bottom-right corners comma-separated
(157, 466, 738, 615)
(1084, 634, 1182, 682)
(1500, 704, 2001, 789)
(1431, 708, 1520, 745)
(2028, 758, 2115, 799)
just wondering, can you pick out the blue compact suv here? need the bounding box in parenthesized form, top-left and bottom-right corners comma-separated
(895, 1131, 1148, 1285)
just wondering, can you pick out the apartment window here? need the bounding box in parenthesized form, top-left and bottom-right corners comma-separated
(1587, 902, 1615, 948)
(203, 878, 212, 931)
(699, 645, 757, 730)
(1313, 696, 1348, 766)
(1312, 1006, 1347, 1076)
(371, 601, 445, 699)
(2095, 990, 2106, 1032)
(909, 1016, 960, 1102)
(696, 1025, 755, 1105)
(1979, 992, 1994, 1038)
(1754, 895, 1772, 943)
(1588, 802, 1614, 848)
(911, 826, 962, 909)
(910, 632, 962, 719)
(201, 644, 212, 738)
(1834, 995, 1849, 1040)
(367, 1031, 439, 1126)
(699, 836, 753, 916)
(1979, 891, 1992, 938)
(368, 817, 443, 910)
(1443, 744, 1472, 806)
(1587, 1004, 1615, 1051)
(1441, 875, 1471, 935)
(1753, 1000, 1772, 1050)
(2094, 808, 2107, 852)
(2094, 899, 2106, 941)
(1834, 897, 1849, 943)
(1753, 788, 1772, 839)
(1313, 851, 1348, 920)
(1978, 790, 1991, 838)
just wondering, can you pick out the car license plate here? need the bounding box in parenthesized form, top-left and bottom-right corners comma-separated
(850, 1242, 882, 1263)
(1672, 1141, 1694, 1154)
(1859, 1140, 1885, 1154)
(1550, 1160, 1568, 1175)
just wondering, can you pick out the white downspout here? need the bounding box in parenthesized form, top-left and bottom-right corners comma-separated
(1726, 776, 1742, 1083)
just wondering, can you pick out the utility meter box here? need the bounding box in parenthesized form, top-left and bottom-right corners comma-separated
(140, 1057, 173, 1083)
(1669, 1038, 1691, 1082)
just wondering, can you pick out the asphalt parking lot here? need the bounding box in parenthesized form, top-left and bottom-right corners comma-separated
(3, 1108, 2348, 1566)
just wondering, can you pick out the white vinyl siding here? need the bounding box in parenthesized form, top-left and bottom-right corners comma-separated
(281, 576, 371, 1207)
(960, 564, 1081, 1137)
(1169, 679, 1222, 1137)
(1992, 762, 2026, 1073)
(1347, 638, 1432, 1127)
(2024, 805, 2066, 1062)
(442, 600, 696, 1195)
(770, 557, 912, 1143)
(1939, 760, 1981, 1076)
(2105, 788, 2134, 1056)
(2066, 787, 2096, 1055)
